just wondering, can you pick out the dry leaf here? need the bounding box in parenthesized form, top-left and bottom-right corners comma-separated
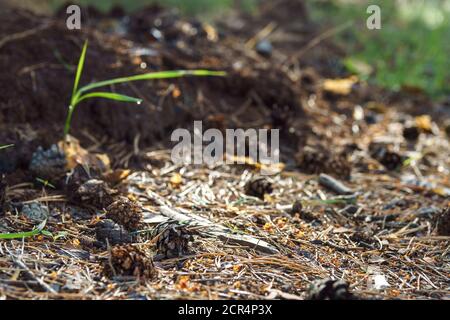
(59, 135, 110, 172)
(225, 155, 285, 174)
(104, 169, 131, 184)
(203, 23, 218, 42)
(323, 76, 358, 95)
(172, 87, 181, 98)
(415, 115, 432, 133)
(170, 173, 183, 186)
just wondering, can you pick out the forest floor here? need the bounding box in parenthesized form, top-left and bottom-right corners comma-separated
(0, 0, 449, 300)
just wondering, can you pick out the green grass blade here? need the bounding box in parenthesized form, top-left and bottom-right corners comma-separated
(0, 219, 47, 240)
(0, 144, 14, 151)
(75, 92, 143, 105)
(71, 40, 88, 104)
(78, 70, 226, 94)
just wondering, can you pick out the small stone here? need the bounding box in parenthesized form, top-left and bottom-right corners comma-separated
(21, 202, 49, 222)
(342, 204, 359, 215)
(364, 112, 378, 125)
(95, 219, 132, 245)
(255, 39, 273, 57)
(29, 145, 67, 181)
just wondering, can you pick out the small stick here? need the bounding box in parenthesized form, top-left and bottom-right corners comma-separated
(284, 21, 353, 64)
(142, 189, 279, 254)
(245, 22, 277, 49)
(0, 23, 52, 50)
(319, 174, 355, 195)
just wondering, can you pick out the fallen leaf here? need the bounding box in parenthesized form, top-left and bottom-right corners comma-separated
(203, 23, 218, 42)
(104, 169, 131, 184)
(415, 115, 433, 133)
(323, 76, 358, 95)
(172, 87, 181, 98)
(59, 135, 110, 172)
(170, 173, 183, 186)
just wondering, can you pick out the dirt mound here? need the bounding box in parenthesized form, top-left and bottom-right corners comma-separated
(0, 3, 326, 173)
(0, 1, 436, 175)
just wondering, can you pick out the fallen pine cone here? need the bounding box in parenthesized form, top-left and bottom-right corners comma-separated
(244, 177, 273, 199)
(151, 221, 193, 259)
(106, 196, 143, 230)
(95, 219, 133, 246)
(403, 126, 420, 141)
(65, 164, 102, 195)
(103, 244, 157, 279)
(290, 200, 316, 222)
(436, 206, 450, 236)
(369, 143, 405, 171)
(295, 146, 351, 180)
(75, 179, 116, 209)
(306, 278, 354, 300)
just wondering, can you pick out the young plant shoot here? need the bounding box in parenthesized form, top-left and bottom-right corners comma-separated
(0, 144, 14, 151)
(65, 40, 226, 139)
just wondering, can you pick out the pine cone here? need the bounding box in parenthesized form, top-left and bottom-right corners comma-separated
(290, 200, 315, 221)
(369, 143, 404, 171)
(244, 177, 273, 199)
(29, 145, 67, 181)
(306, 279, 354, 300)
(103, 244, 157, 279)
(75, 179, 116, 209)
(0, 174, 6, 215)
(106, 197, 143, 230)
(295, 146, 351, 180)
(403, 126, 420, 141)
(436, 206, 450, 236)
(66, 164, 102, 195)
(151, 221, 192, 259)
(95, 219, 133, 245)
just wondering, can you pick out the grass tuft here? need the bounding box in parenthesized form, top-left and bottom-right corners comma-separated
(0, 219, 47, 240)
(64, 40, 226, 139)
(0, 144, 14, 151)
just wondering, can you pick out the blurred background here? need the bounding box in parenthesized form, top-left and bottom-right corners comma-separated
(2, 0, 449, 99)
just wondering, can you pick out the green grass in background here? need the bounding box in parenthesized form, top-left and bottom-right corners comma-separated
(47, 0, 257, 16)
(23, 0, 450, 99)
(309, 0, 449, 99)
